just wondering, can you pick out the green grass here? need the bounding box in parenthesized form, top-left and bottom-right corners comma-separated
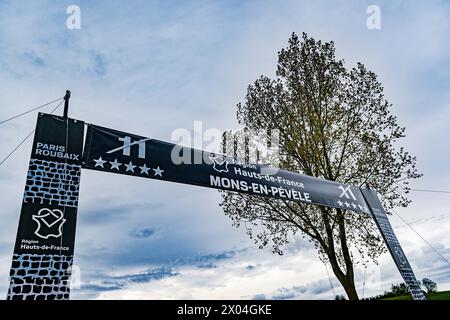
(383, 291, 450, 300)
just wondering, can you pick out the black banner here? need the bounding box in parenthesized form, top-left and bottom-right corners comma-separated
(360, 188, 426, 300)
(82, 124, 370, 214)
(7, 113, 85, 300)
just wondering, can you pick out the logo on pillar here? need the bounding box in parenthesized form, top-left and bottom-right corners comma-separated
(32, 208, 66, 239)
(394, 246, 407, 265)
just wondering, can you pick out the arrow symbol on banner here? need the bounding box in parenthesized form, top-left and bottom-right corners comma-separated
(106, 138, 151, 155)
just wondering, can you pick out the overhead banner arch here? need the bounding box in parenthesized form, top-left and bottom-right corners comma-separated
(7, 113, 426, 300)
(82, 124, 371, 214)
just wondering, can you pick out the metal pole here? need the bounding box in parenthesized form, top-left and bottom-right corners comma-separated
(63, 90, 71, 118)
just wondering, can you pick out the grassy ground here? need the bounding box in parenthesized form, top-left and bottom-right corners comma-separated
(383, 291, 450, 300)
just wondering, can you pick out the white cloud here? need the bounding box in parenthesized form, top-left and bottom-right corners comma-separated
(66, 214, 450, 300)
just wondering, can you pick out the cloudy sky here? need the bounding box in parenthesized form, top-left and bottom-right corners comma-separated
(0, 0, 449, 299)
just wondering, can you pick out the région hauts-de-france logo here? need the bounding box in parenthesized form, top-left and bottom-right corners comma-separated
(209, 154, 229, 173)
(32, 208, 66, 239)
(394, 246, 407, 265)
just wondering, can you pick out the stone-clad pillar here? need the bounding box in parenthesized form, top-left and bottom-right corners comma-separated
(7, 113, 84, 300)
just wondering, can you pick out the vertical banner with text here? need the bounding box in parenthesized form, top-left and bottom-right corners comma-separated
(360, 188, 426, 300)
(7, 113, 84, 300)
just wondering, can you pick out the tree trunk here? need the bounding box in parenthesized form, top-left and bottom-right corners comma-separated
(330, 265, 360, 300)
(321, 208, 360, 300)
(336, 210, 359, 300)
(341, 274, 359, 300)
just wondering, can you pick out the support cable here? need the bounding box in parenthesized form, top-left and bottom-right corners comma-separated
(394, 181, 450, 195)
(324, 262, 337, 298)
(0, 99, 65, 168)
(0, 97, 63, 125)
(390, 208, 450, 266)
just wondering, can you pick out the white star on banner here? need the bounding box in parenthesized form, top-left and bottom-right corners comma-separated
(344, 202, 350, 208)
(94, 157, 106, 168)
(110, 159, 122, 170)
(351, 203, 357, 209)
(139, 164, 150, 175)
(153, 166, 164, 177)
(125, 161, 136, 172)
(337, 200, 343, 206)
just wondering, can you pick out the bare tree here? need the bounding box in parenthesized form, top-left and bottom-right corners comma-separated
(220, 33, 421, 300)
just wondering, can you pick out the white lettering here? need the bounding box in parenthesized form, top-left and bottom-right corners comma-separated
(66, 5, 81, 30)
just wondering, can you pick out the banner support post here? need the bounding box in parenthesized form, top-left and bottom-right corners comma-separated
(360, 186, 426, 300)
(63, 90, 71, 118)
